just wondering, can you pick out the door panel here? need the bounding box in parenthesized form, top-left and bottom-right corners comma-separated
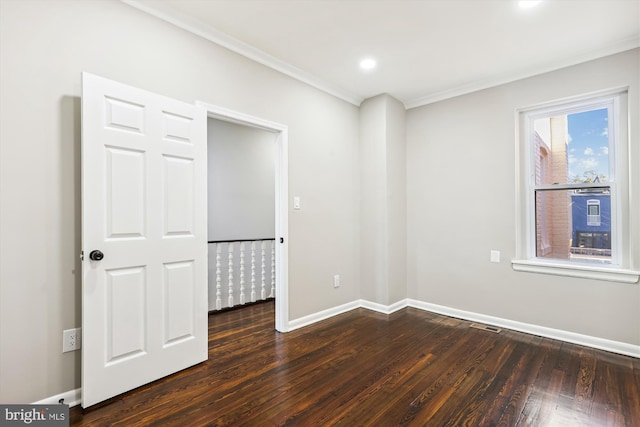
(82, 73, 207, 408)
(105, 147, 146, 238)
(105, 96, 145, 134)
(163, 155, 195, 236)
(162, 111, 194, 143)
(106, 266, 147, 364)
(163, 261, 196, 345)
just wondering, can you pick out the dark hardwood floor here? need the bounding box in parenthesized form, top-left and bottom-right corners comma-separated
(70, 301, 640, 426)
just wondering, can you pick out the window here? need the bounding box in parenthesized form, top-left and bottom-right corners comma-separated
(586, 200, 601, 226)
(531, 103, 612, 263)
(513, 89, 638, 283)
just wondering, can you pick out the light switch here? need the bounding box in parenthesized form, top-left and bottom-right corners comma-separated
(293, 196, 301, 210)
(490, 250, 500, 263)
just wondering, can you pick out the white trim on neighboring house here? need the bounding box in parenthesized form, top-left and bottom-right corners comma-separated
(196, 101, 290, 333)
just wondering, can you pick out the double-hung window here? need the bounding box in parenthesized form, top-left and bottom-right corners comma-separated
(513, 89, 638, 283)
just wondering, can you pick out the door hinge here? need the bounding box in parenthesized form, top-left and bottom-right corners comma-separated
(80, 251, 84, 261)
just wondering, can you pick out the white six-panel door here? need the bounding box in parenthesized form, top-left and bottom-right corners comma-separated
(81, 73, 207, 408)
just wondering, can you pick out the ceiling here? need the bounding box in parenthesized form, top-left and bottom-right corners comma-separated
(124, 0, 640, 108)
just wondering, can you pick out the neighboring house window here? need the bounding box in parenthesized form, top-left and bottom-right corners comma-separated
(587, 200, 601, 226)
(513, 89, 638, 283)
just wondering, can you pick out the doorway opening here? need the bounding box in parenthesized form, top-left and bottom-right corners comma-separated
(198, 102, 289, 332)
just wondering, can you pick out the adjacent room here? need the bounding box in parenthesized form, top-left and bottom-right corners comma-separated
(1, 0, 638, 425)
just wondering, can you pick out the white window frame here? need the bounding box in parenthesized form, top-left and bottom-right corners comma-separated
(513, 88, 639, 284)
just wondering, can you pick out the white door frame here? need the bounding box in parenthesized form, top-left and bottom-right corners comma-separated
(196, 101, 289, 332)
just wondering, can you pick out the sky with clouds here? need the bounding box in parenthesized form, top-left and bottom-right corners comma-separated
(567, 108, 609, 182)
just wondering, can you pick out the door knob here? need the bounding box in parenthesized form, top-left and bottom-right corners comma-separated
(89, 250, 104, 261)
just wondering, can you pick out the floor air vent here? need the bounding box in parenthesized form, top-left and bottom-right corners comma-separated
(470, 323, 502, 333)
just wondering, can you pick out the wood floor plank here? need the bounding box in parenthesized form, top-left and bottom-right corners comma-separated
(70, 301, 640, 426)
(328, 316, 494, 425)
(572, 348, 598, 419)
(627, 357, 640, 426)
(471, 338, 530, 426)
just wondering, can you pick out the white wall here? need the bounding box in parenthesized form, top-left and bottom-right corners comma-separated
(1, 0, 636, 408)
(385, 97, 407, 305)
(206, 119, 277, 311)
(406, 48, 640, 346)
(207, 118, 276, 241)
(359, 94, 406, 305)
(360, 96, 388, 303)
(0, 0, 361, 404)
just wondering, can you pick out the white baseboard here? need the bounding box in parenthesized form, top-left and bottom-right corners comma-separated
(287, 298, 408, 330)
(406, 299, 640, 358)
(289, 298, 639, 358)
(37, 297, 638, 408)
(360, 298, 408, 314)
(33, 388, 81, 407)
(287, 300, 360, 331)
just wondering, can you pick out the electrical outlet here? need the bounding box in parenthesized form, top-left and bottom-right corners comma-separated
(333, 274, 340, 288)
(63, 328, 81, 353)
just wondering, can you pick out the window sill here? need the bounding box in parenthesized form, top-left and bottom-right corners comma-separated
(511, 260, 639, 284)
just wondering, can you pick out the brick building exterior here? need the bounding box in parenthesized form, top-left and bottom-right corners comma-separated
(534, 116, 571, 259)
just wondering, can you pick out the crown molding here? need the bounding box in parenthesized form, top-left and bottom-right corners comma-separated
(121, 0, 637, 110)
(405, 36, 640, 109)
(120, 0, 364, 107)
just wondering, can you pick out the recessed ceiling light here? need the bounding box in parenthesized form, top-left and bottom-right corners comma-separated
(519, 1, 542, 8)
(359, 58, 377, 71)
